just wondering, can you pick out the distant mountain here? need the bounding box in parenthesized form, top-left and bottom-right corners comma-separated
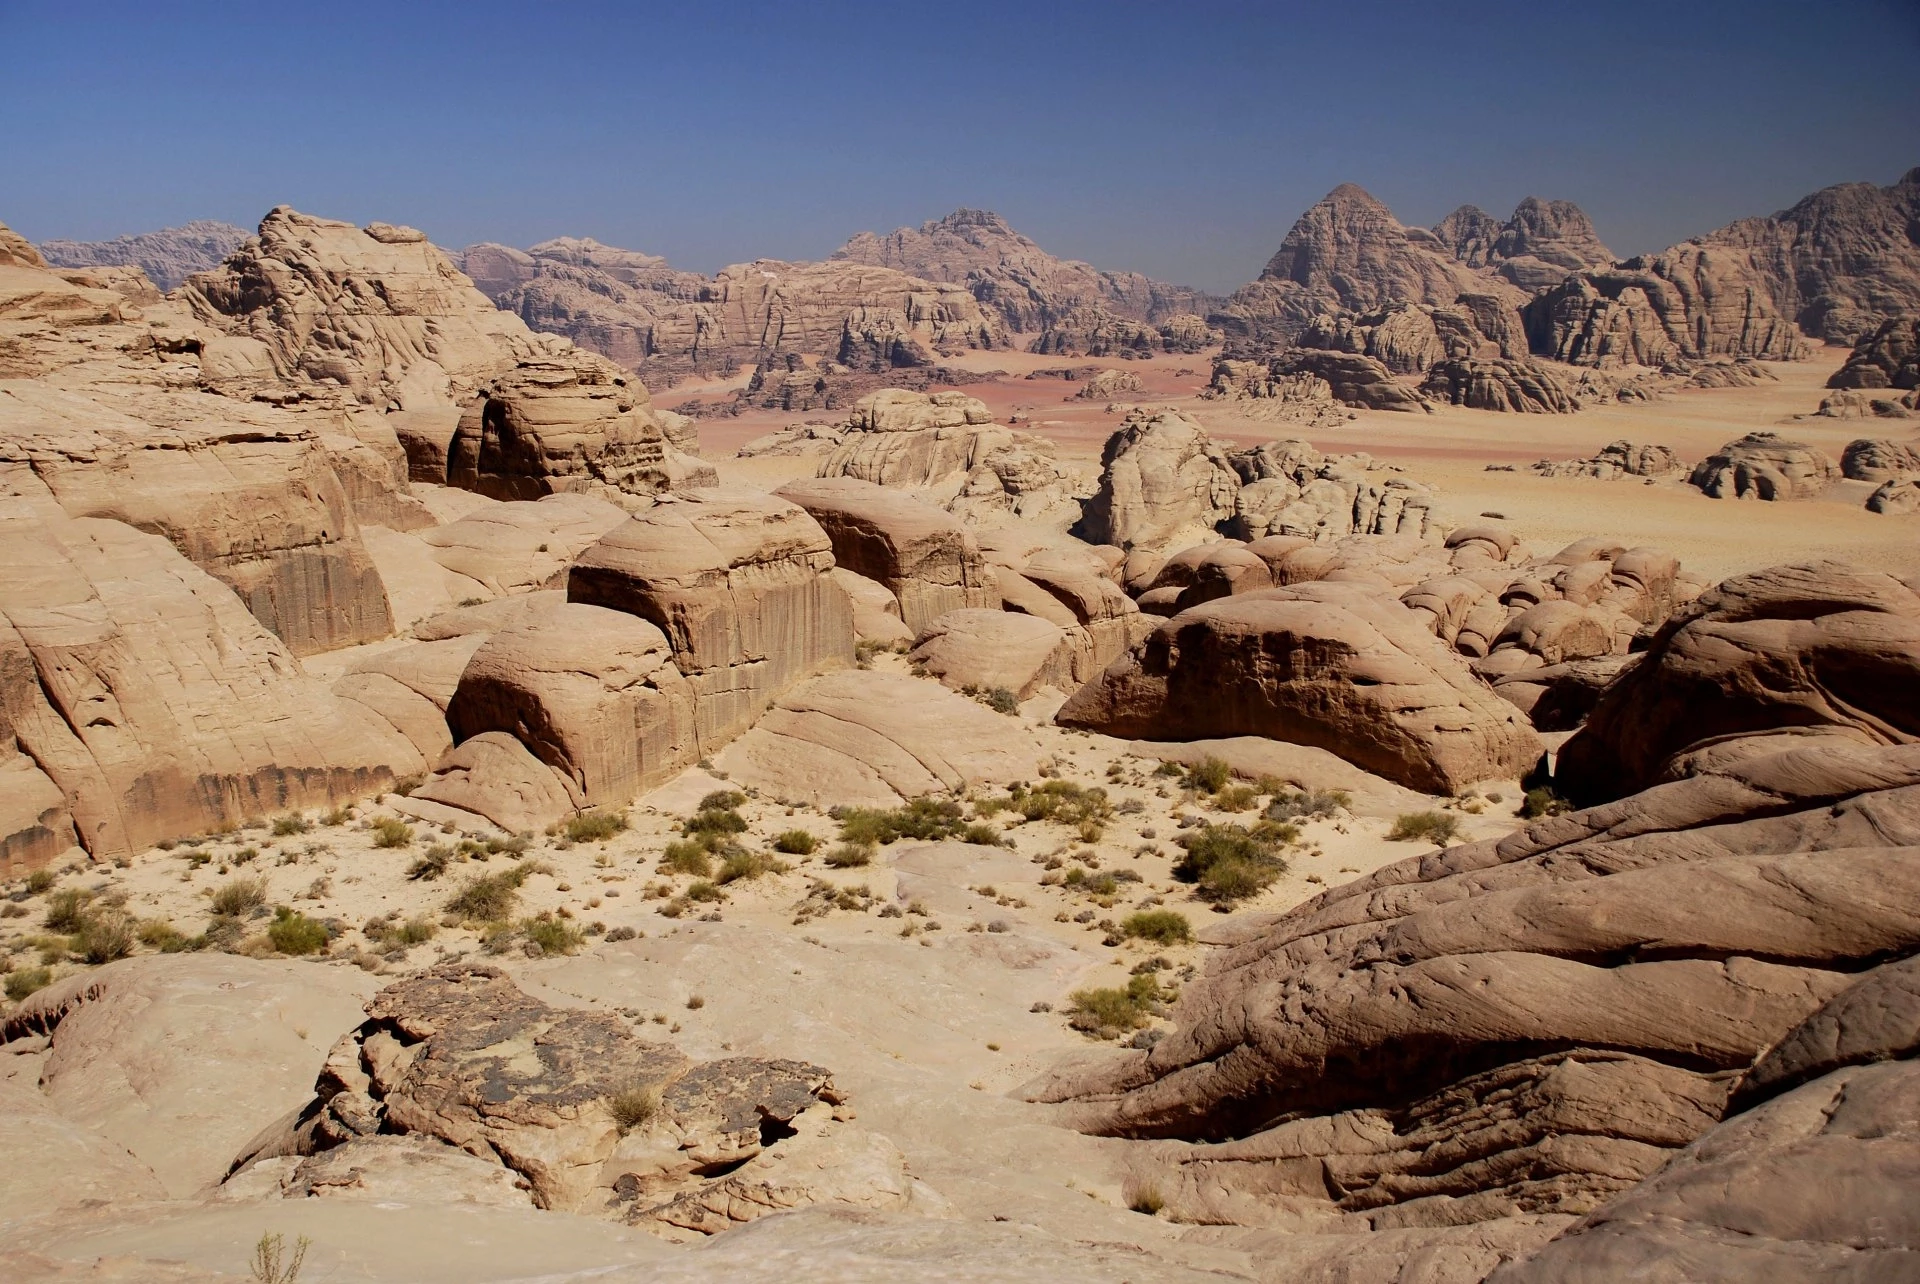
(831, 208, 1217, 334)
(37, 220, 249, 290)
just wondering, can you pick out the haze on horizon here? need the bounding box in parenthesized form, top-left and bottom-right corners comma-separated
(3, 0, 1916, 294)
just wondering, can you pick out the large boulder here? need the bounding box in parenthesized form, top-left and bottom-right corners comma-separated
(1076, 407, 1240, 550)
(443, 599, 698, 812)
(1056, 582, 1544, 793)
(1227, 439, 1435, 541)
(713, 671, 1043, 807)
(1420, 357, 1580, 413)
(1839, 435, 1920, 483)
(909, 608, 1091, 699)
(566, 488, 853, 745)
(1024, 739, 1920, 1233)
(1557, 562, 1920, 804)
(774, 478, 994, 633)
(0, 512, 422, 865)
(1687, 431, 1837, 500)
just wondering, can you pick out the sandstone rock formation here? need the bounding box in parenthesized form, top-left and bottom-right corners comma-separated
(1839, 435, 1920, 483)
(1526, 440, 1686, 480)
(829, 207, 1215, 334)
(1057, 580, 1544, 792)
(1421, 357, 1580, 413)
(1228, 439, 1434, 542)
(1868, 478, 1920, 514)
(37, 221, 250, 291)
(1434, 197, 1617, 292)
(566, 488, 853, 744)
(908, 608, 1090, 699)
(713, 670, 1043, 806)
(1026, 726, 1920, 1235)
(229, 962, 906, 1229)
(1829, 313, 1919, 390)
(1524, 263, 1809, 367)
(1224, 348, 1431, 413)
(1298, 301, 1513, 372)
(776, 478, 995, 632)
(1076, 408, 1240, 549)
(814, 389, 997, 487)
(1556, 561, 1920, 804)
(1687, 431, 1836, 500)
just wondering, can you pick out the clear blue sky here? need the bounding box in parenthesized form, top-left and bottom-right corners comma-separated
(2, 0, 1915, 292)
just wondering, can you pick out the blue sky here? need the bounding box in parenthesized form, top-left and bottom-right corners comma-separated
(2, 0, 1915, 292)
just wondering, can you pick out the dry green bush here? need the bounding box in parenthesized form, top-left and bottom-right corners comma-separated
(1388, 811, 1465, 845)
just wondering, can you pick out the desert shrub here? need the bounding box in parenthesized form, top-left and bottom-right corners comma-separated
(661, 839, 715, 877)
(685, 880, 724, 903)
(445, 865, 533, 922)
(698, 790, 746, 812)
(1266, 789, 1352, 821)
(1067, 973, 1163, 1037)
(407, 845, 453, 881)
(979, 781, 1113, 836)
(823, 842, 874, 868)
(682, 808, 746, 838)
(271, 814, 309, 837)
(1183, 756, 1232, 793)
(1213, 785, 1259, 812)
(834, 797, 973, 846)
(854, 637, 886, 669)
(1387, 811, 1465, 845)
(25, 869, 56, 895)
(369, 915, 437, 949)
(771, 830, 818, 855)
(75, 911, 136, 964)
(521, 913, 585, 956)
(607, 1082, 662, 1133)
(984, 686, 1020, 715)
(370, 817, 414, 849)
(566, 810, 629, 842)
(1120, 909, 1192, 944)
(717, 849, 785, 884)
(5, 965, 53, 1002)
(960, 823, 1004, 846)
(1521, 787, 1570, 819)
(42, 888, 92, 932)
(138, 919, 191, 952)
(1250, 818, 1302, 846)
(1124, 1177, 1166, 1215)
(209, 876, 269, 918)
(605, 925, 638, 942)
(320, 806, 352, 827)
(250, 1231, 310, 1284)
(267, 907, 329, 955)
(1173, 824, 1288, 903)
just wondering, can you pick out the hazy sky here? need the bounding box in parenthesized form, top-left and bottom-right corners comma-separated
(3, 0, 1915, 293)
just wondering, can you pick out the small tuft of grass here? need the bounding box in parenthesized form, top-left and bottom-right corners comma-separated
(835, 797, 975, 846)
(25, 869, 57, 895)
(824, 842, 874, 868)
(698, 790, 746, 812)
(682, 808, 746, 838)
(250, 1231, 310, 1284)
(445, 865, 534, 922)
(407, 845, 454, 881)
(209, 876, 270, 918)
(138, 919, 193, 952)
(1387, 811, 1465, 845)
(1120, 909, 1192, 945)
(370, 817, 414, 849)
(1124, 1177, 1166, 1216)
(607, 1082, 663, 1133)
(5, 965, 53, 1002)
(984, 686, 1020, 715)
(267, 907, 329, 955)
(74, 911, 136, 964)
(565, 810, 628, 843)
(272, 814, 309, 837)
(1213, 784, 1259, 812)
(660, 839, 715, 877)
(772, 830, 818, 855)
(717, 849, 787, 884)
(1266, 788, 1351, 821)
(685, 880, 724, 903)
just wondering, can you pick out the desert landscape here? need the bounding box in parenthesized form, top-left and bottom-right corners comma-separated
(2, 7, 1918, 1280)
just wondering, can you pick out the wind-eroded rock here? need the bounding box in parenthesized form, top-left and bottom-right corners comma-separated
(1687, 431, 1836, 500)
(775, 478, 995, 632)
(1076, 407, 1240, 550)
(1056, 581, 1543, 793)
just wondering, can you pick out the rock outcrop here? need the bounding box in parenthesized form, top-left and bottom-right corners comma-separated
(36, 220, 250, 291)
(1687, 431, 1836, 500)
(908, 608, 1091, 699)
(1056, 581, 1544, 793)
(1076, 408, 1240, 550)
(1421, 357, 1580, 413)
(1840, 436, 1920, 483)
(814, 389, 999, 488)
(1298, 301, 1513, 372)
(229, 962, 905, 1229)
(565, 488, 853, 745)
(1526, 440, 1686, 480)
(1828, 313, 1919, 390)
(1556, 561, 1920, 804)
(1434, 197, 1616, 292)
(1228, 439, 1434, 542)
(775, 478, 995, 632)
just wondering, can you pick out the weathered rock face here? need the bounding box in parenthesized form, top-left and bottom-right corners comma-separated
(1524, 262, 1809, 367)
(230, 962, 901, 1230)
(0, 219, 47, 268)
(443, 599, 698, 813)
(1029, 307, 1222, 358)
(565, 488, 853, 745)
(712, 670, 1043, 807)
(1299, 301, 1511, 372)
(815, 389, 998, 488)
(1869, 478, 1920, 514)
(444, 351, 712, 502)
(1557, 562, 1920, 805)
(1490, 954, 1920, 1282)
(775, 478, 995, 632)
(1227, 439, 1434, 542)
(181, 207, 546, 403)
(1214, 184, 1527, 346)
(0, 512, 420, 866)
(1483, 197, 1617, 292)
(36, 221, 250, 291)
(829, 207, 1215, 333)
(1840, 435, 1920, 483)
(1829, 313, 1920, 390)
(1076, 407, 1240, 550)
(1421, 357, 1581, 413)
(1025, 736, 1920, 1235)
(909, 608, 1091, 699)
(1057, 581, 1544, 793)
(1259, 348, 1431, 412)
(1687, 431, 1837, 500)
(1527, 440, 1686, 480)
